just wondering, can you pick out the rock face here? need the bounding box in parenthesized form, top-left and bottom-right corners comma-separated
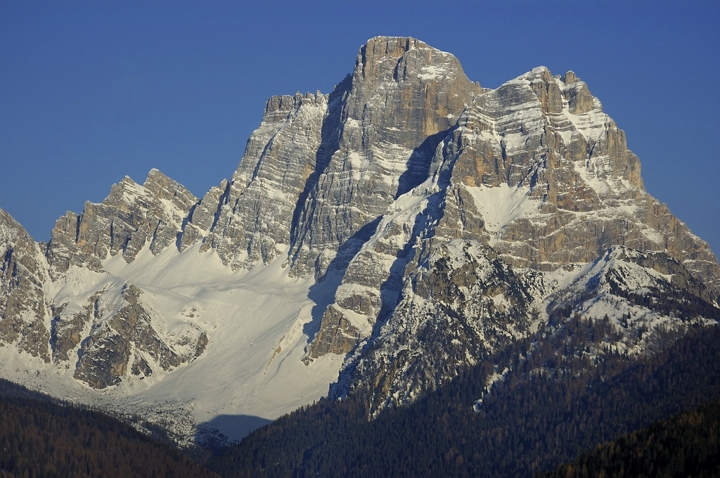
(72, 284, 206, 389)
(0, 36, 718, 429)
(47, 169, 197, 278)
(0, 169, 207, 390)
(285, 40, 718, 413)
(283, 37, 482, 277)
(441, 66, 710, 277)
(339, 242, 719, 414)
(181, 37, 482, 276)
(336, 240, 543, 412)
(193, 91, 329, 269)
(0, 210, 51, 363)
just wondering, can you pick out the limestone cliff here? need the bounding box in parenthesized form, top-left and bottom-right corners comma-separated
(0, 210, 51, 363)
(47, 169, 197, 278)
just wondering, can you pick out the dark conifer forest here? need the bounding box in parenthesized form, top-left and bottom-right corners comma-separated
(541, 398, 720, 477)
(0, 382, 218, 478)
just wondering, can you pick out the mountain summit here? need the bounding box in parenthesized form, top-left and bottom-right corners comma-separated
(1, 36, 718, 442)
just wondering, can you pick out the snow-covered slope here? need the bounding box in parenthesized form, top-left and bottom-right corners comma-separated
(2, 240, 343, 442)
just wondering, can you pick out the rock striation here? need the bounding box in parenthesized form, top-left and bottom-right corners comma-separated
(0, 210, 51, 363)
(71, 284, 207, 389)
(338, 242, 719, 414)
(297, 51, 719, 383)
(336, 240, 543, 412)
(1, 169, 207, 390)
(47, 169, 197, 278)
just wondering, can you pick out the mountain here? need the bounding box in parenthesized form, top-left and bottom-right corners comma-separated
(0, 36, 718, 446)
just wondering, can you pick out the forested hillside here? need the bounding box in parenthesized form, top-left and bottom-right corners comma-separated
(0, 383, 217, 478)
(209, 321, 720, 477)
(541, 399, 720, 477)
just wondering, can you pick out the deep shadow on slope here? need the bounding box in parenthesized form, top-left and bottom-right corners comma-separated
(196, 414, 273, 452)
(395, 129, 448, 199)
(303, 125, 453, 346)
(303, 217, 382, 343)
(288, 75, 351, 269)
(329, 125, 460, 403)
(208, 322, 720, 478)
(540, 398, 720, 478)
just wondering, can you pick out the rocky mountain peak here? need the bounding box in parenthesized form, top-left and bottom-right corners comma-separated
(0, 38, 718, 444)
(143, 168, 198, 211)
(563, 70, 578, 84)
(190, 36, 483, 276)
(355, 37, 428, 80)
(304, 54, 719, 406)
(350, 36, 481, 140)
(356, 36, 463, 83)
(46, 169, 198, 277)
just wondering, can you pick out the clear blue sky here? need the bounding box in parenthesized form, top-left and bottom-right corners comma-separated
(1, 1, 718, 257)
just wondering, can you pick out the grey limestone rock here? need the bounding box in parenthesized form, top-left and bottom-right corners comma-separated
(46, 169, 198, 277)
(305, 304, 362, 360)
(195, 91, 330, 269)
(50, 291, 101, 363)
(430, 66, 718, 288)
(180, 179, 229, 252)
(191, 37, 483, 277)
(545, 246, 719, 332)
(337, 240, 542, 413)
(295, 41, 720, 410)
(285, 37, 482, 277)
(72, 283, 207, 389)
(0, 209, 51, 363)
(1, 35, 718, 413)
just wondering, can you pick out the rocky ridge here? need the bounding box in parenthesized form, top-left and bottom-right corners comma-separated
(0, 210, 52, 363)
(2, 169, 208, 392)
(0, 36, 718, 441)
(47, 168, 198, 278)
(337, 243, 719, 414)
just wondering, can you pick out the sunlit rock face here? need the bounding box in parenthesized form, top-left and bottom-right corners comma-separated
(187, 37, 481, 276)
(0, 209, 51, 363)
(439, 66, 710, 279)
(46, 168, 197, 278)
(71, 284, 207, 389)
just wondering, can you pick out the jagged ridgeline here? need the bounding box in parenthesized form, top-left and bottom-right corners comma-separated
(0, 36, 718, 445)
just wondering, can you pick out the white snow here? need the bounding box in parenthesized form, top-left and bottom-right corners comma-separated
(417, 65, 447, 81)
(465, 183, 541, 233)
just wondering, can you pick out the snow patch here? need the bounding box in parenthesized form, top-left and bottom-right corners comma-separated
(417, 65, 447, 81)
(465, 183, 540, 233)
